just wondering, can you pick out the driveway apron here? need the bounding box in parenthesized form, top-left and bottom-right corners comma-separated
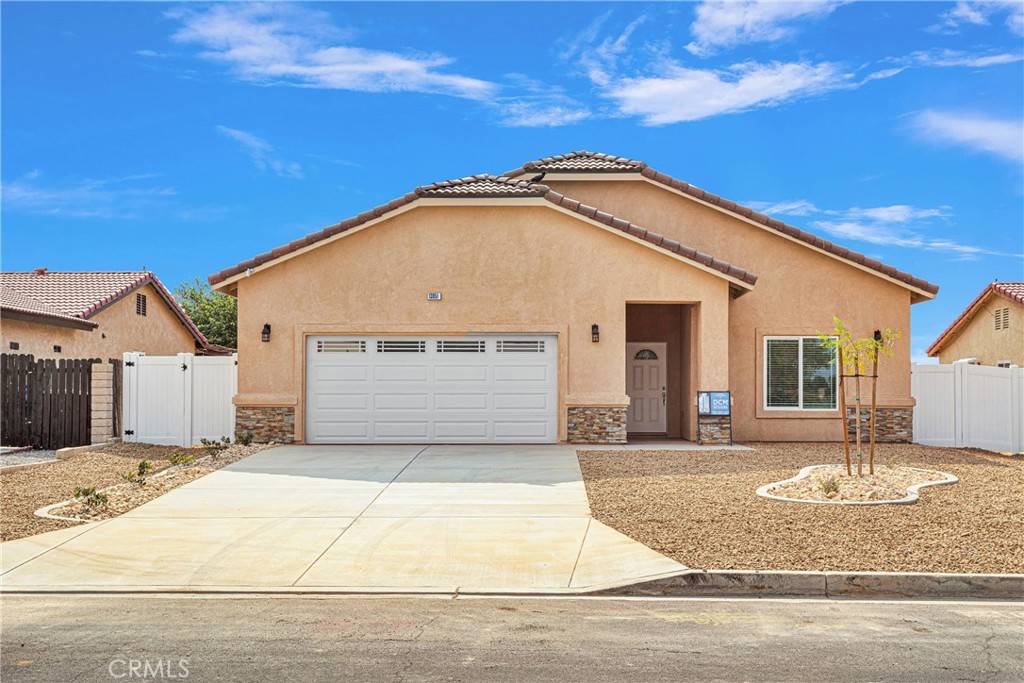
(0, 445, 685, 592)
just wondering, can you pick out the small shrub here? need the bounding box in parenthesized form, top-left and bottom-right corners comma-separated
(169, 452, 196, 467)
(122, 459, 154, 485)
(74, 487, 109, 511)
(820, 476, 840, 496)
(235, 432, 254, 446)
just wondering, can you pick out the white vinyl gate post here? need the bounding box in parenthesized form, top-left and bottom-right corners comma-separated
(952, 360, 966, 448)
(1011, 366, 1023, 454)
(231, 353, 238, 439)
(122, 351, 143, 443)
(179, 353, 194, 447)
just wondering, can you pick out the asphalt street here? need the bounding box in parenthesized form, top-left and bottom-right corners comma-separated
(1, 595, 1021, 682)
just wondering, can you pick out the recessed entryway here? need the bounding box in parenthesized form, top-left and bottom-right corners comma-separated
(626, 304, 695, 440)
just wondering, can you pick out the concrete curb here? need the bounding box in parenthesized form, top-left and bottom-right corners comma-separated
(0, 460, 57, 474)
(594, 569, 1024, 600)
(54, 440, 119, 460)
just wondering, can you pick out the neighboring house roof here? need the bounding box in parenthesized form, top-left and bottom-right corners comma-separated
(0, 286, 98, 330)
(0, 270, 208, 347)
(208, 174, 758, 290)
(927, 281, 1024, 356)
(505, 151, 939, 300)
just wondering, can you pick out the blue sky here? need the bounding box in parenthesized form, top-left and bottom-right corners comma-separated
(2, 1, 1022, 362)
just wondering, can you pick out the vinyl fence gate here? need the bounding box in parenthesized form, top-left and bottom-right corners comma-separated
(912, 362, 1024, 453)
(122, 352, 238, 446)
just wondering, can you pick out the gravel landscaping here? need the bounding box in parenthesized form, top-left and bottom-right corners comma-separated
(50, 443, 271, 521)
(0, 442, 270, 542)
(0, 450, 57, 469)
(577, 443, 1024, 574)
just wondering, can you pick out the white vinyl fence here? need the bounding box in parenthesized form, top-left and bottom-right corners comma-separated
(912, 361, 1024, 453)
(122, 352, 237, 446)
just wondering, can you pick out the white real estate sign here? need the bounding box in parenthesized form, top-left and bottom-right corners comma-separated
(305, 335, 558, 443)
(912, 362, 1024, 453)
(122, 352, 238, 446)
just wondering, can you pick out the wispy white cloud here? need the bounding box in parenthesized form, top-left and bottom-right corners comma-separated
(216, 126, 304, 178)
(902, 48, 1022, 68)
(912, 110, 1024, 162)
(811, 220, 1004, 259)
(494, 74, 590, 127)
(605, 60, 865, 125)
(170, 3, 587, 128)
(1, 172, 177, 219)
(932, 1, 1024, 36)
(135, 49, 169, 58)
(571, 15, 648, 87)
(561, 10, 901, 125)
(747, 197, 1016, 260)
(685, 1, 845, 56)
(170, 3, 496, 100)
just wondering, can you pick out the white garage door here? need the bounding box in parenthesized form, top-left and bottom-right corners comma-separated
(305, 335, 558, 443)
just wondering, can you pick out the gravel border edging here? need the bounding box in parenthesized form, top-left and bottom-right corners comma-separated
(756, 464, 959, 505)
(0, 460, 57, 475)
(594, 569, 1024, 600)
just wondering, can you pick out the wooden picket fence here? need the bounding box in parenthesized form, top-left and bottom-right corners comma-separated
(0, 354, 97, 449)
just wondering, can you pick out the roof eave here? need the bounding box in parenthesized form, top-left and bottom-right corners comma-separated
(0, 308, 98, 331)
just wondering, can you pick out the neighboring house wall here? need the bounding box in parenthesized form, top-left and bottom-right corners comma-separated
(233, 205, 733, 444)
(937, 299, 1023, 366)
(545, 178, 915, 442)
(1, 284, 197, 359)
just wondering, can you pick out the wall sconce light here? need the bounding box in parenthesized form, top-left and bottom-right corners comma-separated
(591, 323, 600, 343)
(261, 323, 271, 342)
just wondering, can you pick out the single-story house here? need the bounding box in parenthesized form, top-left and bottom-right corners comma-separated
(1, 270, 215, 359)
(209, 151, 938, 445)
(927, 281, 1023, 367)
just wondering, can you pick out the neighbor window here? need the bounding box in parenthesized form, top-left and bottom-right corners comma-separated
(764, 336, 837, 410)
(136, 293, 147, 316)
(8, 342, 18, 350)
(997, 360, 1012, 368)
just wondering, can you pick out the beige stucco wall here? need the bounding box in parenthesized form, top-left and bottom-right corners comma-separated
(546, 178, 918, 441)
(231, 204, 733, 443)
(1, 283, 198, 360)
(937, 298, 1023, 366)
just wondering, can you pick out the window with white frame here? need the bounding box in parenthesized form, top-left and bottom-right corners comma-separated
(764, 336, 838, 410)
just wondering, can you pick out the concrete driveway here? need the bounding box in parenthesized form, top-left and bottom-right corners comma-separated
(0, 445, 685, 593)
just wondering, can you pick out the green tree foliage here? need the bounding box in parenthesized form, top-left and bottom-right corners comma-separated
(174, 277, 237, 349)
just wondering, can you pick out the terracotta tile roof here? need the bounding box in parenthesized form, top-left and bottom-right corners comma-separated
(0, 271, 208, 346)
(418, 176, 547, 197)
(208, 174, 758, 289)
(506, 151, 646, 174)
(927, 281, 1024, 356)
(506, 151, 939, 298)
(0, 286, 98, 329)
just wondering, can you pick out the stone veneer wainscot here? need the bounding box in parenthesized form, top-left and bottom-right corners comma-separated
(236, 406, 295, 443)
(568, 406, 627, 444)
(846, 406, 913, 443)
(698, 415, 732, 445)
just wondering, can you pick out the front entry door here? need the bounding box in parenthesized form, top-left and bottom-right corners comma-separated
(626, 342, 667, 433)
